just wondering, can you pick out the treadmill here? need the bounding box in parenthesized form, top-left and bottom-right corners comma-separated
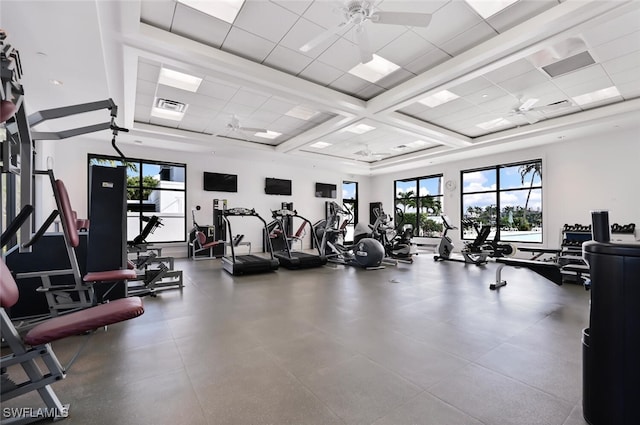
(221, 207, 279, 276)
(270, 209, 327, 270)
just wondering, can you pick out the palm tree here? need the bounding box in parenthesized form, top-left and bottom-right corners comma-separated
(518, 161, 542, 223)
(419, 195, 441, 215)
(397, 190, 416, 213)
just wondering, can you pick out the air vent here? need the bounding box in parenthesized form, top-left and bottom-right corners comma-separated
(542, 50, 596, 78)
(155, 98, 187, 112)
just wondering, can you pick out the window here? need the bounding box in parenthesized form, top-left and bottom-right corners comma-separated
(88, 155, 187, 243)
(461, 159, 542, 243)
(394, 174, 443, 237)
(342, 181, 358, 244)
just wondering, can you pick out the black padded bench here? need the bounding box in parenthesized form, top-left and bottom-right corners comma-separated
(491, 257, 563, 289)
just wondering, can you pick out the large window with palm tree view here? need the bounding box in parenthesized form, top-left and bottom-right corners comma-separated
(461, 159, 542, 243)
(394, 175, 443, 237)
(88, 154, 186, 243)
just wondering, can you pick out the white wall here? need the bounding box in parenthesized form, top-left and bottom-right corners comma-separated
(48, 137, 369, 257)
(369, 127, 640, 253)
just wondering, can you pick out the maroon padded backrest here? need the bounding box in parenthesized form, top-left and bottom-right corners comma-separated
(0, 259, 20, 308)
(55, 180, 80, 248)
(293, 222, 306, 238)
(197, 231, 207, 244)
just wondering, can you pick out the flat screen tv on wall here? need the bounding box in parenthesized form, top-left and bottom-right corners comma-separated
(315, 182, 337, 198)
(204, 172, 238, 193)
(265, 177, 291, 196)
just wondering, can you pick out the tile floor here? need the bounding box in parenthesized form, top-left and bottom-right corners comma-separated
(4, 252, 592, 425)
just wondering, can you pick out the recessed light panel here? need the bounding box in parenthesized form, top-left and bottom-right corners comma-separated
(158, 68, 203, 92)
(418, 90, 460, 108)
(476, 117, 511, 130)
(465, 0, 518, 19)
(255, 130, 282, 139)
(177, 0, 245, 24)
(348, 55, 400, 83)
(345, 123, 376, 134)
(285, 105, 318, 121)
(309, 141, 332, 149)
(572, 86, 621, 106)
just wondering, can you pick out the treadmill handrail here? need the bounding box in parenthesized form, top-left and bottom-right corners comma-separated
(223, 210, 275, 261)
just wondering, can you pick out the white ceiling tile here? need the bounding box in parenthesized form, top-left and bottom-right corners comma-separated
(581, 7, 640, 48)
(484, 58, 537, 84)
(411, 0, 483, 45)
(403, 45, 451, 74)
(156, 85, 195, 103)
(551, 65, 610, 91)
(302, 0, 346, 29)
(579, 96, 624, 111)
(134, 103, 152, 122)
(172, 3, 231, 48)
(190, 96, 226, 111)
(415, 97, 478, 120)
(449, 76, 494, 96)
(179, 115, 210, 133)
(608, 67, 640, 87)
(497, 69, 550, 95)
(135, 93, 154, 108)
(487, 0, 559, 33)
(602, 50, 640, 76)
(263, 45, 315, 74)
(376, 30, 434, 67)
(519, 81, 569, 106)
(377, 0, 448, 15)
(461, 84, 510, 105)
(356, 84, 386, 100)
(271, 115, 307, 131)
(376, 68, 415, 89)
(224, 102, 258, 116)
(616, 80, 640, 99)
(234, 1, 299, 43)
(557, 78, 614, 98)
(149, 116, 180, 128)
(222, 27, 276, 62)
(342, 23, 408, 53)
(328, 73, 371, 95)
(261, 97, 298, 114)
(139, 0, 175, 31)
(298, 60, 344, 86)
(316, 37, 362, 72)
(198, 80, 239, 101)
(440, 22, 498, 56)
(279, 17, 341, 57)
(270, 0, 314, 15)
(250, 108, 282, 124)
(398, 102, 430, 116)
(476, 95, 520, 113)
(137, 60, 160, 83)
(590, 31, 640, 63)
(136, 79, 157, 96)
(230, 88, 270, 108)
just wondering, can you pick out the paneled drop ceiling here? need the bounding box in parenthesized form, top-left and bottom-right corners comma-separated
(2, 0, 640, 174)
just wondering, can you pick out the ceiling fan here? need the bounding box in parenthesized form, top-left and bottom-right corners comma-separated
(353, 144, 391, 160)
(299, 0, 432, 64)
(505, 98, 573, 124)
(225, 115, 267, 134)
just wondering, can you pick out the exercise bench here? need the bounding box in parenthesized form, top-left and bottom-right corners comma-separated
(1, 259, 144, 425)
(491, 257, 564, 290)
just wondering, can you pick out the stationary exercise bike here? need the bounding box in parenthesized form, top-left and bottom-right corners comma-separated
(434, 216, 516, 265)
(366, 206, 417, 262)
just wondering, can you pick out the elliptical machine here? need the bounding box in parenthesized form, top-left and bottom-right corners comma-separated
(368, 206, 417, 263)
(315, 201, 385, 269)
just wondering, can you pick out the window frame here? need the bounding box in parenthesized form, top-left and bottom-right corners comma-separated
(394, 174, 443, 237)
(460, 159, 543, 244)
(88, 154, 187, 243)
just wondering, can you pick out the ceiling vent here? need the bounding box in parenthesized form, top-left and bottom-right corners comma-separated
(155, 98, 187, 113)
(541, 50, 596, 78)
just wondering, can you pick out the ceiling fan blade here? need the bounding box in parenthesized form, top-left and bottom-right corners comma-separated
(521, 111, 540, 124)
(371, 11, 432, 27)
(355, 25, 373, 64)
(300, 21, 349, 53)
(519, 98, 539, 111)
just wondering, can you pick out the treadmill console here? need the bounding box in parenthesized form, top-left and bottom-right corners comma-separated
(225, 207, 255, 216)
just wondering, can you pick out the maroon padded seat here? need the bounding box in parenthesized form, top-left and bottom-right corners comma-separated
(84, 269, 137, 283)
(24, 297, 144, 346)
(196, 231, 221, 249)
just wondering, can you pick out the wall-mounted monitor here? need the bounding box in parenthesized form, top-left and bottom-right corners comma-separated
(265, 177, 291, 196)
(204, 172, 238, 192)
(315, 182, 337, 198)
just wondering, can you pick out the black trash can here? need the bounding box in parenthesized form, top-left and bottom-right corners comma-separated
(583, 239, 640, 425)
